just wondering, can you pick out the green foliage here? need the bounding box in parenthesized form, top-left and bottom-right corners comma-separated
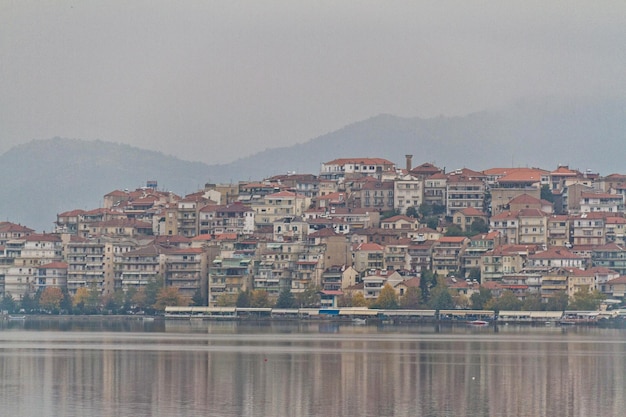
(444, 225, 465, 237)
(470, 287, 493, 309)
(486, 290, 522, 312)
(470, 218, 489, 234)
(406, 206, 419, 219)
(545, 291, 569, 311)
(541, 184, 555, 203)
(428, 278, 455, 310)
(468, 268, 481, 283)
(236, 290, 251, 307)
(521, 293, 543, 311)
(567, 287, 605, 311)
(371, 284, 399, 309)
(418, 203, 433, 217)
(20, 293, 37, 313)
(425, 216, 439, 230)
(296, 285, 321, 308)
(144, 276, 164, 312)
(191, 288, 206, 307)
(275, 288, 297, 308)
(0, 293, 18, 314)
(380, 209, 400, 220)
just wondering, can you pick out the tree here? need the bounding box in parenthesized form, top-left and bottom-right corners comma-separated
(486, 290, 522, 311)
(425, 216, 439, 230)
(275, 288, 297, 308)
(236, 290, 251, 307)
(191, 288, 206, 306)
(351, 292, 369, 307)
(371, 284, 399, 309)
(0, 294, 18, 314)
(541, 184, 555, 203)
(419, 270, 436, 304)
(39, 287, 64, 313)
(470, 218, 489, 234)
(154, 287, 187, 311)
(102, 290, 125, 314)
(470, 287, 493, 309)
(400, 287, 422, 309)
(20, 293, 37, 313)
(444, 225, 465, 237)
(453, 293, 470, 309)
(73, 287, 90, 312)
(418, 203, 433, 218)
(250, 290, 272, 308)
(132, 288, 148, 311)
(296, 284, 321, 308)
(144, 276, 164, 312)
(568, 287, 605, 311)
(545, 291, 569, 311)
(521, 293, 543, 311)
(215, 293, 237, 307)
(406, 206, 419, 219)
(428, 278, 455, 310)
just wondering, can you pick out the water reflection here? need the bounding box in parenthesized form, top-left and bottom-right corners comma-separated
(0, 320, 624, 417)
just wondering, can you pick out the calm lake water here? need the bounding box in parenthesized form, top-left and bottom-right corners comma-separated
(0, 319, 625, 417)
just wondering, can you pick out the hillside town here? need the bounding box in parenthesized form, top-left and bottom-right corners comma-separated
(2, 155, 626, 315)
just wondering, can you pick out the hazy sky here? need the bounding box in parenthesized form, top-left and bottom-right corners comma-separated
(2, 1, 625, 164)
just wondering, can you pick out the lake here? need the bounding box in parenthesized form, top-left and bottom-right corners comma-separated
(0, 318, 625, 417)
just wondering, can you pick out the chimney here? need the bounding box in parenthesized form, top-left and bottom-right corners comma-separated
(405, 154, 413, 172)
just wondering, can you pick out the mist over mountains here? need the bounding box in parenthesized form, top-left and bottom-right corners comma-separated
(1, 97, 624, 232)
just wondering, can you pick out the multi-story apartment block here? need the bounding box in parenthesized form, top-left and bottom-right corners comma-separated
(452, 207, 488, 233)
(383, 238, 411, 272)
(591, 243, 626, 276)
(352, 242, 385, 273)
(177, 196, 211, 237)
(407, 239, 435, 273)
(252, 191, 311, 226)
(65, 236, 106, 295)
(580, 192, 624, 213)
(198, 202, 255, 236)
(481, 245, 535, 282)
(518, 209, 548, 246)
(36, 262, 68, 293)
(605, 216, 626, 245)
(490, 211, 520, 245)
(423, 173, 447, 207)
(527, 247, 584, 269)
(461, 231, 499, 278)
(393, 174, 423, 214)
(570, 212, 607, 246)
(320, 158, 396, 181)
(540, 268, 569, 301)
(349, 178, 395, 211)
(432, 236, 469, 276)
(164, 247, 207, 301)
(446, 169, 486, 216)
(118, 244, 165, 291)
(547, 215, 570, 247)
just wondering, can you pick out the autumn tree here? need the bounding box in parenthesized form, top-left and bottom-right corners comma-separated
(250, 290, 272, 308)
(39, 287, 64, 313)
(568, 287, 605, 311)
(371, 284, 399, 309)
(399, 287, 422, 309)
(154, 287, 187, 311)
(351, 292, 369, 307)
(545, 291, 569, 311)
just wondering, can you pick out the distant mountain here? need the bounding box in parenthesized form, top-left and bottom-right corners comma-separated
(217, 96, 626, 180)
(0, 138, 212, 232)
(1, 96, 624, 231)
